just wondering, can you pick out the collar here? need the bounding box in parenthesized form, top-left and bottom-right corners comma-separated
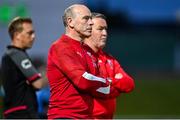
(61, 34, 82, 46)
(7, 45, 26, 52)
(83, 44, 99, 57)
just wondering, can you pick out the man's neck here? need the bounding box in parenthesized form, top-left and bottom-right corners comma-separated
(11, 40, 24, 49)
(84, 39, 98, 53)
(65, 28, 84, 42)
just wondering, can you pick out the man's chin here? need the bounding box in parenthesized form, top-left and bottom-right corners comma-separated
(100, 44, 106, 49)
(83, 33, 91, 38)
(25, 46, 32, 49)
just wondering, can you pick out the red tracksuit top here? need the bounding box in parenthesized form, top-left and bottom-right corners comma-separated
(47, 35, 117, 119)
(92, 50, 135, 119)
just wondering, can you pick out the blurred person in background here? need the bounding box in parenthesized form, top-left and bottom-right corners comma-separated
(83, 12, 135, 119)
(35, 64, 50, 119)
(46, 4, 125, 119)
(1, 17, 46, 118)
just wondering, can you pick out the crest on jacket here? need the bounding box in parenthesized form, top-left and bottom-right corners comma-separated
(107, 59, 113, 70)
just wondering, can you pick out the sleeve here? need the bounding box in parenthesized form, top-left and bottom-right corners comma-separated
(97, 56, 122, 98)
(112, 59, 135, 93)
(8, 50, 41, 83)
(50, 45, 113, 97)
(95, 83, 121, 98)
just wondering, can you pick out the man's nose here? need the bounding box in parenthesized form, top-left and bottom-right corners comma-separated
(88, 19, 93, 26)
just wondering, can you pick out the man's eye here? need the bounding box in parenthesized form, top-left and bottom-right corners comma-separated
(28, 31, 34, 35)
(83, 16, 91, 20)
(98, 27, 104, 30)
(99, 27, 107, 30)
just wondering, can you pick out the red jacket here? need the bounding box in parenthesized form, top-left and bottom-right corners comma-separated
(47, 35, 114, 119)
(92, 50, 135, 119)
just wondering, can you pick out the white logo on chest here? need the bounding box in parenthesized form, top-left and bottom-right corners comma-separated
(107, 59, 113, 69)
(76, 51, 83, 57)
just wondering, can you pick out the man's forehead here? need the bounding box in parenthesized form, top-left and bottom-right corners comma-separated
(73, 6, 91, 16)
(93, 18, 107, 24)
(93, 19, 108, 29)
(22, 23, 33, 31)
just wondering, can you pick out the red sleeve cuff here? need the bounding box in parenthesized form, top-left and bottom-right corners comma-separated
(27, 73, 42, 83)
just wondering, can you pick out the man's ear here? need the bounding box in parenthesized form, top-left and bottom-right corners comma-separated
(14, 32, 21, 40)
(67, 17, 74, 28)
(14, 32, 20, 40)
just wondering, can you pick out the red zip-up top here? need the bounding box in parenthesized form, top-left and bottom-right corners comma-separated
(92, 50, 135, 119)
(82, 45, 132, 119)
(83, 45, 122, 99)
(47, 35, 113, 119)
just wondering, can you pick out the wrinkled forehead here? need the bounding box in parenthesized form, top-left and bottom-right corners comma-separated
(92, 17, 107, 27)
(73, 5, 91, 18)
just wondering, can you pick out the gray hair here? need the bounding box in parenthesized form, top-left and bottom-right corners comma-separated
(62, 5, 76, 27)
(91, 12, 107, 20)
